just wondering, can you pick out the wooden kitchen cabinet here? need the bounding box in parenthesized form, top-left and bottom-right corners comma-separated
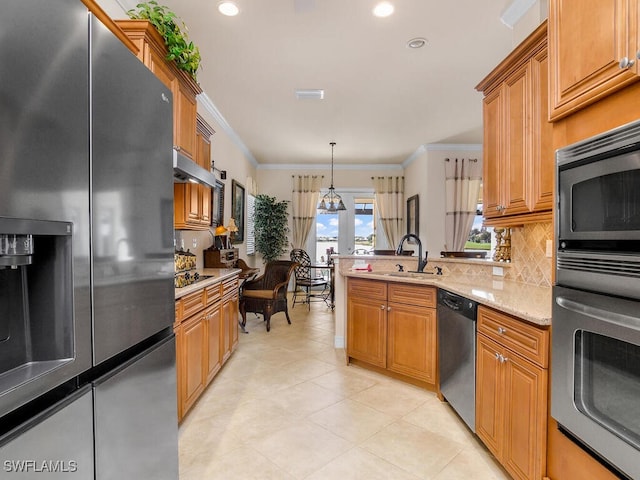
(347, 278, 437, 386)
(476, 22, 553, 226)
(179, 312, 206, 417)
(221, 276, 239, 362)
(476, 305, 549, 480)
(175, 274, 239, 421)
(347, 279, 388, 368)
(115, 20, 201, 160)
(174, 114, 214, 230)
(548, 0, 640, 121)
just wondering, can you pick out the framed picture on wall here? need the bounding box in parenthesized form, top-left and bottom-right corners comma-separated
(212, 180, 225, 227)
(231, 180, 245, 243)
(407, 194, 419, 239)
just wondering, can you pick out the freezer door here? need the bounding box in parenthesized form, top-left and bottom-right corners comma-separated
(93, 335, 178, 480)
(89, 15, 175, 365)
(0, 387, 94, 479)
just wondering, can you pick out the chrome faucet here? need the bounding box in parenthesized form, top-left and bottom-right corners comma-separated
(396, 234, 428, 272)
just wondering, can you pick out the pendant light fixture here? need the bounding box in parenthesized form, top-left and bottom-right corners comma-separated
(318, 142, 346, 213)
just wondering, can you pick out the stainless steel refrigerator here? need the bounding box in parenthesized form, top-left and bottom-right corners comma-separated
(0, 2, 178, 478)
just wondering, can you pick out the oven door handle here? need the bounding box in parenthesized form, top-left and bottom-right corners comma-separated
(556, 295, 640, 330)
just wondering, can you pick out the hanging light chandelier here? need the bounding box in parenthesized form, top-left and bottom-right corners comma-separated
(318, 142, 346, 213)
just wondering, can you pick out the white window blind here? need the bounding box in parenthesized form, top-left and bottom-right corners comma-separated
(246, 194, 256, 255)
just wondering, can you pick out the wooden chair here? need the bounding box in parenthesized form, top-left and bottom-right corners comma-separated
(290, 249, 329, 309)
(239, 260, 298, 332)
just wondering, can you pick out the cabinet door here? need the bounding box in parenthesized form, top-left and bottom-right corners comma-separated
(174, 82, 197, 160)
(502, 65, 530, 216)
(482, 88, 502, 219)
(181, 314, 206, 415)
(200, 185, 212, 226)
(476, 334, 504, 458)
(530, 48, 554, 212)
(549, 0, 639, 120)
(347, 296, 387, 368)
(205, 303, 222, 384)
(502, 352, 548, 480)
(148, 48, 174, 90)
(221, 291, 239, 362)
(387, 302, 436, 383)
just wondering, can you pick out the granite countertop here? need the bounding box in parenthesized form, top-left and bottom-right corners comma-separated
(174, 268, 241, 299)
(343, 270, 551, 326)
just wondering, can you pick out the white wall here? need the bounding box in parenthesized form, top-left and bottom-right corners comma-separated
(404, 144, 482, 257)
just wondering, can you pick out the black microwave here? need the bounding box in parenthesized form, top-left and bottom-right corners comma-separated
(556, 118, 640, 299)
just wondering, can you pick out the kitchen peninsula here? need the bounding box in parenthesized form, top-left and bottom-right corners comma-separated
(335, 254, 552, 480)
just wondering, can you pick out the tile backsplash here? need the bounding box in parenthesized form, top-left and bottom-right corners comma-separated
(338, 222, 553, 288)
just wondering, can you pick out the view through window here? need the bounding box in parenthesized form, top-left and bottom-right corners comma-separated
(353, 199, 375, 255)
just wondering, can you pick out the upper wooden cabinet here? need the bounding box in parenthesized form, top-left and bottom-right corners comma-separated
(476, 22, 552, 227)
(114, 20, 202, 161)
(549, 0, 640, 121)
(174, 114, 214, 230)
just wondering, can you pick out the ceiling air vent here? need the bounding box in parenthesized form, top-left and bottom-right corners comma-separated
(295, 89, 324, 100)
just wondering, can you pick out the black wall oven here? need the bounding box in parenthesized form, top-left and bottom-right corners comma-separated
(553, 119, 640, 480)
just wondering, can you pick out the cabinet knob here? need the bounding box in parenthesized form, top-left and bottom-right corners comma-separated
(497, 327, 507, 335)
(619, 57, 635, 69)
(637, 50, 640, 60)
(387, 306, 391, 312)
(500, 355, 509, 364)
(380, 305, 386, 310)
(495, 352, 501, 361)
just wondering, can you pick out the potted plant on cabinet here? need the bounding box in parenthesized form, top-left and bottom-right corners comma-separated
(254, 194, 289, 263)
(126, 1, 201, 81)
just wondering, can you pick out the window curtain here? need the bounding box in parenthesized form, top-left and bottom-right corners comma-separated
(372, 176, 405, 248)
(291, 175, 322, 249)
(444, 158, 482, 251)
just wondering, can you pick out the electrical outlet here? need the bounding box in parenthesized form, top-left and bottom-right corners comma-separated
(492, 266, 504, 276)
(546, 239, 553, 258)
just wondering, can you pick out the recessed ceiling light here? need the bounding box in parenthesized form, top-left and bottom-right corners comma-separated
(373, 2, 394, 18)
(218, 1, 239, 16)
(407, 37, 427, 49)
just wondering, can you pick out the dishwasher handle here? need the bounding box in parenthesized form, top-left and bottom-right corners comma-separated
(438, 289, 478, 321)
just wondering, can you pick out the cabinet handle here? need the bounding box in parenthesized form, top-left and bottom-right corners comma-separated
(497, 327, 507, 335)
(500, 355, 509, 364)
(619, 57, 635, 69)
(495, 352, 501, 361)
(387, 306, 391, 312)
(380, 305, 386, 310)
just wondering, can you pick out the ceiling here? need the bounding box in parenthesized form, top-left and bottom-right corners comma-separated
(124, 0, 519, 166)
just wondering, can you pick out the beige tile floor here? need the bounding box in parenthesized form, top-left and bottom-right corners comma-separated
(178, 298, 510, 480)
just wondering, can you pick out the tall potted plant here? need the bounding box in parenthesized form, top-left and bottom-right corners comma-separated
(254, 194, 289, 263)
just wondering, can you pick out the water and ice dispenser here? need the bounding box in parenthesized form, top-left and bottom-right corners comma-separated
(0, 218, 75, 397)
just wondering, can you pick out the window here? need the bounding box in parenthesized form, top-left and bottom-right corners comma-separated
(465, 185, 492, 251)
(353, 198, 375, 255)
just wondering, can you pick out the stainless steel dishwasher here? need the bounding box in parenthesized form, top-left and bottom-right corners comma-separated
(437, 288, 478, 432)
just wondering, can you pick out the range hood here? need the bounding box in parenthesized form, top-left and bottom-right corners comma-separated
(173, 149, 217, 188)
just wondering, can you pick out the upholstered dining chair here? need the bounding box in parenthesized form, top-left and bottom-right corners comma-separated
(239, 260, 298, 332)
(289, 248, 329, 309)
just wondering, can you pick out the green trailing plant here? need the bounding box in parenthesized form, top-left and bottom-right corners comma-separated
(254, 194, 289, 264)
(127, 1, 201, 81)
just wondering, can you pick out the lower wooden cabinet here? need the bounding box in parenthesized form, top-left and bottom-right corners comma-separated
(346, 278, 436, 386)
(175, 274, 239, 421)
(476, 305, 549, 480)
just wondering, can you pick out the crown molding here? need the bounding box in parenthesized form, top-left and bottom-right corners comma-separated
(258, 163, 403, 171)
(197, 93, 259, 167)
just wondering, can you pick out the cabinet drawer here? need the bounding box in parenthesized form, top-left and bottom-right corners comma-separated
(478, 305, 549, 368)
(205, 282, 221, 305)
(348, 278, 387, 301)
(388, 283, 436, 308)
(181, 289, 206, 319)
(222, 277, 239, 297)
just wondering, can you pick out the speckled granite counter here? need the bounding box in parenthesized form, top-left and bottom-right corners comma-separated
(342, 270, 551, 326)
(174, 268, 241, 299)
